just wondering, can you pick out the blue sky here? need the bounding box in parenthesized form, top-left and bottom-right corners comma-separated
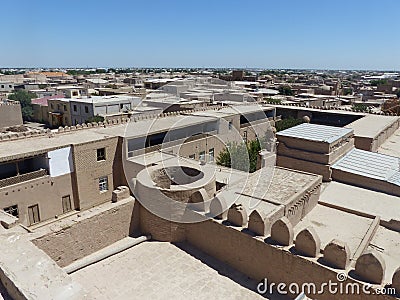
(1, 0, 399, 70)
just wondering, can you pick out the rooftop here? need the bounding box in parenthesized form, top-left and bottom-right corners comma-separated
(0, 130, 114, 163)
(320, 181, 400, 224)
(70, 241, 274, 300)
(277, 123, 353, 143)
(95, 114, 218, 139)
(332, 148, 400, 185)
(32, 94, 64, 106)
(378, 127, 400, 157)
(345, 115, 400, 138)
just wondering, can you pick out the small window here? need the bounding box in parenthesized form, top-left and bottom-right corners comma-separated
(228, 121, 233, 130)
(28, 204, 40, 225)
(208, 148, 214, 162)
(85, 106, 89, 113)
(199, 151, 206, 161)
(62, 195, 72, 213)
(243, 130, 248, 143)
(51, 104, 54, 109)
(4, 205, 18, 217)
(97, 148, 106, 161)
(73, 105, 77, 112)
(1, 85, 4, 88)
(57, 104, 60, 111)
(99, 176, 108, 192)
(63, 105, 67, 111)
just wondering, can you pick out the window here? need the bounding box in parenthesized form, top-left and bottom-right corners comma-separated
(63, 105, 67, 111)
(28, 204, 40, 225)
(243, 130, 248, 143)
(4, 205, 18, 218)
(208, 148, 215, 162)
(62, 195, 72, 213)
(51, 104, 54, 109)
(97, 148, 106, 161)
(73, 105, 77, 112)
(199, 151, 206, 161)
(99, 176, 108, 192)
(228, 121, 233, 130)
(57, 104, 60, 111)
(85, 106, 89, 113)
(1, 85, 4, 88)
(189, 154, 196, 160)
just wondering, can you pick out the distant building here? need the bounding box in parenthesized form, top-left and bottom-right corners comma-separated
(85, 78, 109, 89)
(0, 82, 14, 93)
(47, 95, 142, 127)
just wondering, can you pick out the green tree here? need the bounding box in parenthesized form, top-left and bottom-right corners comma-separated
(352, 103, 371, 113)
(370, 79, 388, 86)
(85, 115, 105, 123)
(278, 85, 294, 96)
(343, 88, 353, 96)
(275, 117, 304, 132)
(8, 90, 37, 121)
(216, 139, 261, 173)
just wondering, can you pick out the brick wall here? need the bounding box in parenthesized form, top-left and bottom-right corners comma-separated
(72, 137, 119, 210)
(32, 199, 137, 267)
(185, 220, 393, 300)
(139, 204, 186, 242)
(0, 103, 23, 128)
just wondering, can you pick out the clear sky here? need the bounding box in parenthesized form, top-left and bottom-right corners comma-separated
(1, 0, 399, 70)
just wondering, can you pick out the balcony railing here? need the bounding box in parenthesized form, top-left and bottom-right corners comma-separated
(0, 169, 48, 189)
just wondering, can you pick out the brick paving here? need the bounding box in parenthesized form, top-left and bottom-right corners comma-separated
(71, 241, 288, 299)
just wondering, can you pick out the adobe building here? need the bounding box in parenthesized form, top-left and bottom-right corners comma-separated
(276, 123, 354, 181)
(0, 129, 120, 226)
(0, 103, 399, 299)
(0, 104, 275, 227)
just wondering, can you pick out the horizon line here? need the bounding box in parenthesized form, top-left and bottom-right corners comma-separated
(1, 66, 400, 72)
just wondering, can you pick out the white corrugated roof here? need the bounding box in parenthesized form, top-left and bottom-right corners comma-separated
(332, 148, 400, 185)
(277, 123, 353, 143)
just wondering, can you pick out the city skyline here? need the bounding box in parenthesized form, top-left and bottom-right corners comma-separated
(1, 0, 400, 70)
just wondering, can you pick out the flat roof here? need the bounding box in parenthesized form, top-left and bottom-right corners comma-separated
(378, 127, 400, 157)
(277, 123, 353, 143)
(294, 204, 373, 260)
(271, 104, 366, 116)
(226, 166, 321, 207)
(0, 130, 114, 163)
(71, 241, 266, 299)
(332, 148, 400, 185)
(345, 115, 400, 138)
(320, 181, 400, 223)
(189, 105, 274, 119)
(94, 114, 219, 139)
